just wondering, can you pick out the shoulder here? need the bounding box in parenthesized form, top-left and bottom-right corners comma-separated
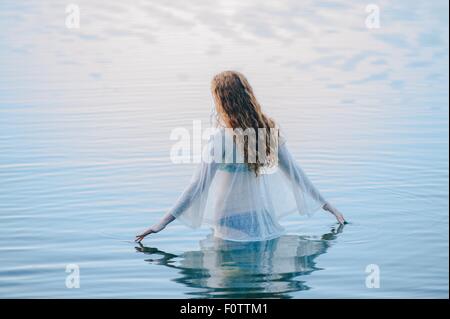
(200, 128, 224, 163)
(274, 122, 287, 146)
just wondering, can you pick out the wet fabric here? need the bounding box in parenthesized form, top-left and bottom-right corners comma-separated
(169, 128, 327, 241)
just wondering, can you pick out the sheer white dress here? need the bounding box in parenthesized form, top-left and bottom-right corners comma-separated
(168, 128, 328, 242)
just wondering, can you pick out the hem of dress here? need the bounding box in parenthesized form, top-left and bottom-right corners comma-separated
(170, 212, 202, 229)
(171, 201, 326, 232)
(276, 202, 326, 220)
(212, 228, 286, 242)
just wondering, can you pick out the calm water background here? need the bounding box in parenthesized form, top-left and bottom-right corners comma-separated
(0, 0, 448, 298)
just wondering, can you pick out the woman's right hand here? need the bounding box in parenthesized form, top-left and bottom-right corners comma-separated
(332, 209, 346, 225)
(135, 224, 165, 243)
(323, 203, 346, 225)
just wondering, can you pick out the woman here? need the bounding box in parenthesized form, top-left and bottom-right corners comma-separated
(136, 71, 345, 243)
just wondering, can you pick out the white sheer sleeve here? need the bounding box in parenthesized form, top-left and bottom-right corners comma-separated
(167, 133, 220, 228)
(168, 161, 218, 225)
(277, 141, 327, 214)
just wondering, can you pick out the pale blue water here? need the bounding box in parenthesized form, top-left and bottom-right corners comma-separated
(0, 0, 448, 298)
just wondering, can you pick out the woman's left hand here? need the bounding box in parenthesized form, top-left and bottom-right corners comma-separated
(135, 224, 165, 243)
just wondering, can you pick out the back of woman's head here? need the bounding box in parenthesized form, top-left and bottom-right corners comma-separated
(211, 71, 278, 175)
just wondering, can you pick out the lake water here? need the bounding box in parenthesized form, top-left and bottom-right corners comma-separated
(0, 0, 448, 298)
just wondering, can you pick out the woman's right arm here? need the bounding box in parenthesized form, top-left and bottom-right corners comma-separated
(278, 142, 327, 204)
(278, 142, 346, 225)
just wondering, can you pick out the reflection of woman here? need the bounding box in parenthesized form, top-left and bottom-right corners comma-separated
(136, 225, 343, 298)
(136, 71, 345, 243)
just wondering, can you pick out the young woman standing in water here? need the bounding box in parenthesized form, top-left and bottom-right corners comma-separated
(136, 71, 346, 243)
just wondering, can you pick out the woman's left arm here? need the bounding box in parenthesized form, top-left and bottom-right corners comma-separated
(135, 160, 219, 242)
(135, 213, 176, 242)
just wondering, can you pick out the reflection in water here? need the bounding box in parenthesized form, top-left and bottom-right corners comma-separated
(136, 225, 344, 298)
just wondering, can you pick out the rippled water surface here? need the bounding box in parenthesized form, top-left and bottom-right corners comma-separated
(0, 0, 448, 298)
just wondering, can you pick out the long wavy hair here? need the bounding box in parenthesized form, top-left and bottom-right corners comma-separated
(211, 71, 278, 175)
